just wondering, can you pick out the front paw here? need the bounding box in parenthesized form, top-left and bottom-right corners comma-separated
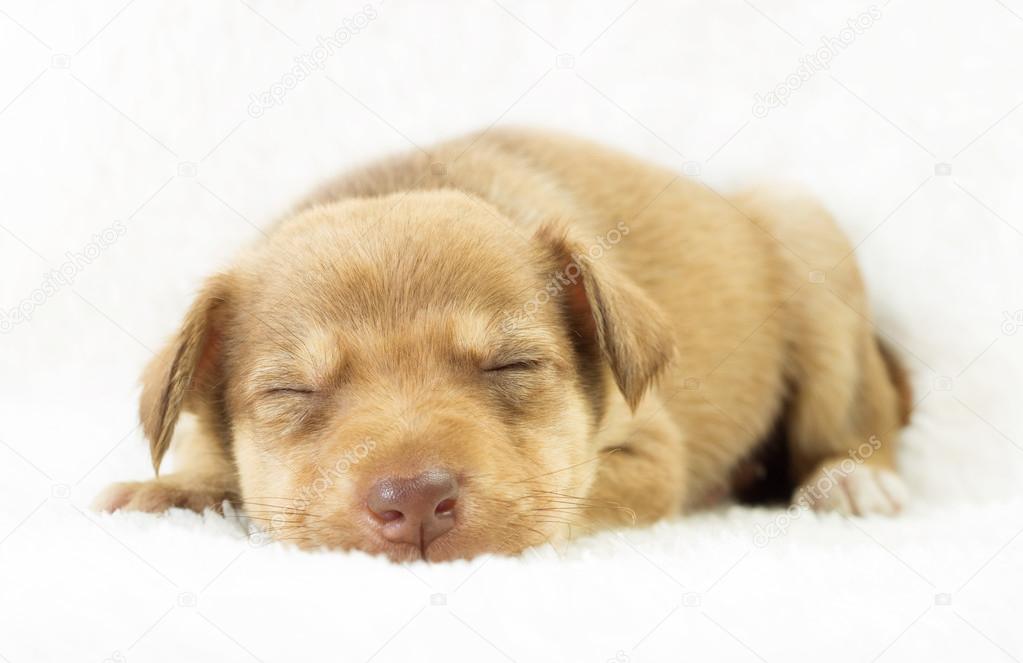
(92, 478, 233, 514)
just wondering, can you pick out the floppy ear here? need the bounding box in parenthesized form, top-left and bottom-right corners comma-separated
(140, 274, 233, 475)
(534, 223, 675, 409)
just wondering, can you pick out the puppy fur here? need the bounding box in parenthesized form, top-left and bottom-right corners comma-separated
(94, 129, 911, 561)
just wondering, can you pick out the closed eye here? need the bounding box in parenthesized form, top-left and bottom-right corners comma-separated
(482, 359, 543, 372)
(266, 387, 316, 396)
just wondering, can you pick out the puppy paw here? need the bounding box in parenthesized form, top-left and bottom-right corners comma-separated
(92, 478, 232, 514)
(793, 462, 907, 516)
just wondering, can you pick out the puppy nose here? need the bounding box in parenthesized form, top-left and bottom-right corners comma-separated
(366, 469, 458, 550)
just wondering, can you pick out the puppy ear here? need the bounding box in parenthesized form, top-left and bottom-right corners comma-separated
(140, 274, 233, 474)
(534, 223, 675, 409)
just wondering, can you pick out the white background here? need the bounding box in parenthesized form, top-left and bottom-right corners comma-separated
(1, 1, 1021, 661)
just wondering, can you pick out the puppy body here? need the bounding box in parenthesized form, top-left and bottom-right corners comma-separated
(97, 129, 909, 559)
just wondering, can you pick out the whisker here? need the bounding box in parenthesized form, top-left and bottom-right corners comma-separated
(523, 497, 627, 513)
(237, 508, 319, 519)
(238, 495, 321, 505)
(511, 450, 619, 485)
(232, 516, 324, 526)
(235, 502, 322, 514)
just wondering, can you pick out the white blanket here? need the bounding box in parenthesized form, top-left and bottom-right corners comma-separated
(1, 1, 1021, 661)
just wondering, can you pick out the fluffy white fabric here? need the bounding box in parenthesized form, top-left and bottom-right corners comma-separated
(1, 1, 1021, 661)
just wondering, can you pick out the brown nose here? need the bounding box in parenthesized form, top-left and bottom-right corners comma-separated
(366, 469, 458, 551)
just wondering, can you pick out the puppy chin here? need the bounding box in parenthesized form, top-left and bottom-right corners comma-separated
(287, 533, 479, 562)
(284, 520, 540, 562)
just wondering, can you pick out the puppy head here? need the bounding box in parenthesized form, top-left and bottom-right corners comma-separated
(141, 191, 673, 560)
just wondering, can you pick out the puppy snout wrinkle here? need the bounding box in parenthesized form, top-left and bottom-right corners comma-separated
(367, 469, 458, 551)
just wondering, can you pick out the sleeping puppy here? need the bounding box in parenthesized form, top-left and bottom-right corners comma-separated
(94, 129, 911, 561)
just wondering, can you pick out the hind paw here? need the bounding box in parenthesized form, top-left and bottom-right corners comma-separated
(793, 462, 907, 516)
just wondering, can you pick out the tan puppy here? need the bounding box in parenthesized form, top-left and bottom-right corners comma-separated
(94, 129, 911, 561)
